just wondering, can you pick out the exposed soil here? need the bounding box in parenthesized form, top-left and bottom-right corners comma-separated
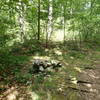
(78, 62, 100, 100)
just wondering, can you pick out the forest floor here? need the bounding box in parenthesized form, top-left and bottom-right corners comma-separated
(0, 41, 100, 100)
(77, 51, 100, 100)
(78, 61, 100, 100)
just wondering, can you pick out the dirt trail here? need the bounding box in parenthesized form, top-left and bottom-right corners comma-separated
(78, 63, 100, 100)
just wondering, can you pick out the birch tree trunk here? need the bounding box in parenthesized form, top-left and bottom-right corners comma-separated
(46, 0, 53, 47)
(38, 0, 40, 40)
(47, 0, 53, 41)
(62, 6, 66, 44)
(18, 1, 26, 42)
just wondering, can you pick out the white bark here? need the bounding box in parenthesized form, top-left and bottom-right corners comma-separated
(17, 2, 26, 42)
(47, 0, 53, 40)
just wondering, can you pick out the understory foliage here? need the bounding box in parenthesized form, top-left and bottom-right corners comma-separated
(0, 0, 100, 48)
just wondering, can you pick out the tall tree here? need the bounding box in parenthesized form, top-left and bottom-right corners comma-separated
(38, 0, 40, 40)
(46, 0, 53, 47)
(47, 0, 53, 41)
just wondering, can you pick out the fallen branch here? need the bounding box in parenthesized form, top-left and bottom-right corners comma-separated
(68, 86, 91, 93)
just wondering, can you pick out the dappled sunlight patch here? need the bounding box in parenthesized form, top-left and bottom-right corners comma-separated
(62, 60, 69, 66)
(85, 84, 92, 88)
(29, 91, 39, 100)
(45, 48, 49, 52)
(18, 97, 24, 100)
(54, 49, 62, 56)
(7, 90, 18, 100)
(52, 29, 64, 42)
(70, 77, 78, 85)
(1, 86, 18, 100)
(47, 92, 52, 100)
(70, 56, 74, 59)
(57, 87, 64, 92)
(90, 88, 97, 93)
(32, 56, 51, 61)
(89, 73, 99, 79)
(74, 67, 82, 73)
(19, 97, 24, 100)
(0, 84, 33, 100)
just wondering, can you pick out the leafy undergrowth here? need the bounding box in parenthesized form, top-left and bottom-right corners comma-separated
(0, 41, 100, 100)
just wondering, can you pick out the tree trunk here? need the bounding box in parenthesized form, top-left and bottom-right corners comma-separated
(18, 1, 26, 42)
(38, 0, 40, 40)
(47, 0, 53, 41)
(63, 6, 66, 44)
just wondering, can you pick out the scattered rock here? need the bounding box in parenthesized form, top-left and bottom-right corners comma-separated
(29, 59, 62, 74)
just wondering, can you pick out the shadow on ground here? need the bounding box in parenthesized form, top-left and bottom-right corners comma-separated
(0, 40, 100, 100)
